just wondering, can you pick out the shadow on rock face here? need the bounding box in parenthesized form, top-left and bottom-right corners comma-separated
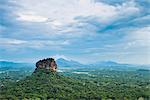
(35, 58, 57, 72)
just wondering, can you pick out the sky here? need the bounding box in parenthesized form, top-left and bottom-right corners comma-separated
(0, 0, 150, 64)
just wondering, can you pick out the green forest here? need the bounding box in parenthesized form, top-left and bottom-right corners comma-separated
(0, 68, 150, 100)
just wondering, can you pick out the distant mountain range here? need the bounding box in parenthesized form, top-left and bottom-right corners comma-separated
(56, 58, 85, 68)
(56, 58, 150, 70)
(0, 61, 34, 71)
(0, 58, 149, 71)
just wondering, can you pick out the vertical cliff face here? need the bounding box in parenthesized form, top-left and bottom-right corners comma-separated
(35, 58, 57, 72)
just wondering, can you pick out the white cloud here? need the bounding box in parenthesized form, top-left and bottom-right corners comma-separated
(12, 0, 141, 41)
(2, 0, 148, 64)
(16, 0, 140, 27)
(0, 38, 70, 50)
(17, 12, 48, 22)
(52, 54, 70, 60)
(116, 1, 140, 17)
(125, 26, 150, 49)
(130, 26, 150, 40)
(0, 38, 27, 45)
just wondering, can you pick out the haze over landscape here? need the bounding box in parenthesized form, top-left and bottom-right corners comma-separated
(0, 0, 150, 65)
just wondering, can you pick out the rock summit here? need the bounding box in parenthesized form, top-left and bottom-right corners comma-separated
(35, 58, 57, 72)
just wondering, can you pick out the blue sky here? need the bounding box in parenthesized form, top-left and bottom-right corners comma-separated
(0, 0, 150, 64)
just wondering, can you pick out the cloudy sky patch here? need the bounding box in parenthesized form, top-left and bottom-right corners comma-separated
(0, 0, 150, 64)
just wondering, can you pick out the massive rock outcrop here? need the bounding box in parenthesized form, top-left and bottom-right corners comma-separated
(35, 58, 57, 72)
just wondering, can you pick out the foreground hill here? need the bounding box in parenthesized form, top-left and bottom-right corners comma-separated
(0, 69, 101, 99)
(1, 69, 150, 100)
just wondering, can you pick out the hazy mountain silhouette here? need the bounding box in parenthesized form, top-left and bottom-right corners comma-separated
(0, 61, 34, 71)
(0, 60, 149, 71)
(56, 58, 85, 68)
